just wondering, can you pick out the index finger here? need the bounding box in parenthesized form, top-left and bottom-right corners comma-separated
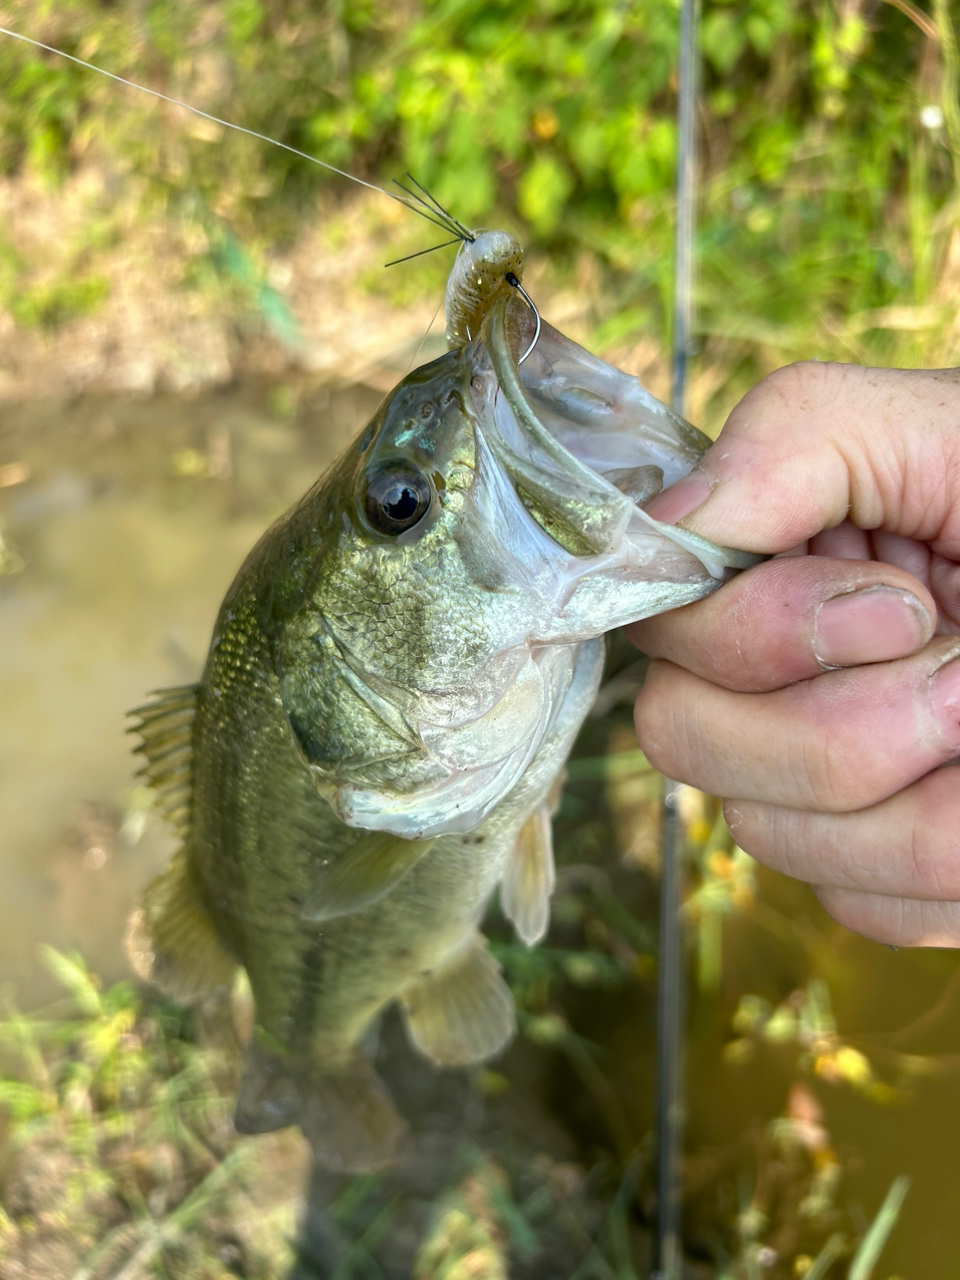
(644, 363, 960, 559)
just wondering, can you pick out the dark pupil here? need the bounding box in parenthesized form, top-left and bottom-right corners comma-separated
(364, 467, 431, 534)
(381, 485, 419, 521)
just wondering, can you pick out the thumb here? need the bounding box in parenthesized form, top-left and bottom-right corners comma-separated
(646, 362, 960, 555)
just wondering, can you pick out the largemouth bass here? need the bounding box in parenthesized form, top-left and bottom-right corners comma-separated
(128, 293, 752, 1171)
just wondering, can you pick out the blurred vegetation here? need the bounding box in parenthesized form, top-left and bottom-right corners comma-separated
(0, 948, 302, 1279)
(0, 719, 938, 1277)
(0, 0, 958, 408)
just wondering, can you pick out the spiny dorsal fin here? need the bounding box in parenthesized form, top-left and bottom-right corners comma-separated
(128, 684, 198, 839)
(126, 684, 237, 1003)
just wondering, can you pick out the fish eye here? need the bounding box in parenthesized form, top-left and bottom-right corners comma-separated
(362, 465, 432, 535)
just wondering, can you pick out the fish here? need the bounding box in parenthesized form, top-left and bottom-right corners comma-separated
(0, 27, 758, 1169)
(126, 286, 755, 1173)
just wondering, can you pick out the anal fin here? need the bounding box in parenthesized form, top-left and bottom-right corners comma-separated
(500, 803, 557, 947)
(401, 934, 516, 1067)
(235, 1033, 406, 1174)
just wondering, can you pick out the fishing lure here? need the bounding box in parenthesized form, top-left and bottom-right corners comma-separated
(0, 24, 540, 359)
(387, 175, 541, 359)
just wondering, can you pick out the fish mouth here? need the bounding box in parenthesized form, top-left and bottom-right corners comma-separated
(475, 294, 757, 581)
(304, 297, 760, 843)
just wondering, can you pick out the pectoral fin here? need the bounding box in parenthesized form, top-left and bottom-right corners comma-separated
(302, 832, 435, 923)
(401, 934, 516, 1066)
(500, 804, 557, 947)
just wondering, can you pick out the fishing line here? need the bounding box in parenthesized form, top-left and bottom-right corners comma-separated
(405, 297, 446, 375)
(0, 24, 440, 228)
(0, 25, 544, 366)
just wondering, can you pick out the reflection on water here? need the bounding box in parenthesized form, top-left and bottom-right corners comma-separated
(1, 384, 960, 1275)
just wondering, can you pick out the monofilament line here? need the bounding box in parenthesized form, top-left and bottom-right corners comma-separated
(0, 24, 436, 226)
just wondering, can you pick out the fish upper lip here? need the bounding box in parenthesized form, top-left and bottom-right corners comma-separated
(476, 297, 693, 550)
(474, 294, 759, 579)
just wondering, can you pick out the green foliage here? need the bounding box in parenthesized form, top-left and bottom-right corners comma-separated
(7, 272, 109, 328)
(0, 0, 956, 378)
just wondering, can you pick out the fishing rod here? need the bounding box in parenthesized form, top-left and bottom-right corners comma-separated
(653, 0, 700, 1272)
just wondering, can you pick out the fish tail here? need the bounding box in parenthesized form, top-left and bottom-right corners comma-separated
(235, 1033, 406, 1173)
(125, 849, 238, 1002)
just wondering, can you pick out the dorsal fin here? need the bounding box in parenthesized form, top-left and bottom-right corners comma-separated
(127, 684, 199, 838)
(126, 683, 238, 1001)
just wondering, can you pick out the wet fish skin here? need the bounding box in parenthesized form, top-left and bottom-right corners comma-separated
(129, 310, 749, 1172)
(130, 342, 594, 1167)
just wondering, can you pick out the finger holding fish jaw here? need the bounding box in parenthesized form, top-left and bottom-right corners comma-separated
(629, 358, 960, 949)
(631, 553, 960, 948)
(628, 553, 938, 692)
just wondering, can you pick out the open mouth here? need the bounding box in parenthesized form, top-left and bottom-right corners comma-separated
(479, 293, 757, 580)
(309, 298, 760, 842)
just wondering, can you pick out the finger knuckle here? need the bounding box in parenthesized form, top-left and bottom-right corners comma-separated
(789, 696, 899, 812)
(633, 672, 674, 776)
(735, 360, 832, 421)
(798, 737, 861, 811)
(907, 779, 960, 898)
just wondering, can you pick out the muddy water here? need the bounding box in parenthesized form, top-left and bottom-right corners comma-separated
(0, 382, 382, 1003)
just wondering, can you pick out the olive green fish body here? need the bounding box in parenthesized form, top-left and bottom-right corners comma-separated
(186, 512, 602, 1057)
(130, 305, 755, 1171)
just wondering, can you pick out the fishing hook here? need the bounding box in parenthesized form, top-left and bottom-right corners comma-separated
(505, 273, 541, 365)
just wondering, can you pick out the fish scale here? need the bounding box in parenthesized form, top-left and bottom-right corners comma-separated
(129, 302, 755, 1171)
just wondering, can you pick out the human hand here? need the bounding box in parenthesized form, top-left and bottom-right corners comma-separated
(629, 362, 960, 947)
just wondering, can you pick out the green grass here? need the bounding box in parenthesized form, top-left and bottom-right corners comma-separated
(0, 948, 298, 1279)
